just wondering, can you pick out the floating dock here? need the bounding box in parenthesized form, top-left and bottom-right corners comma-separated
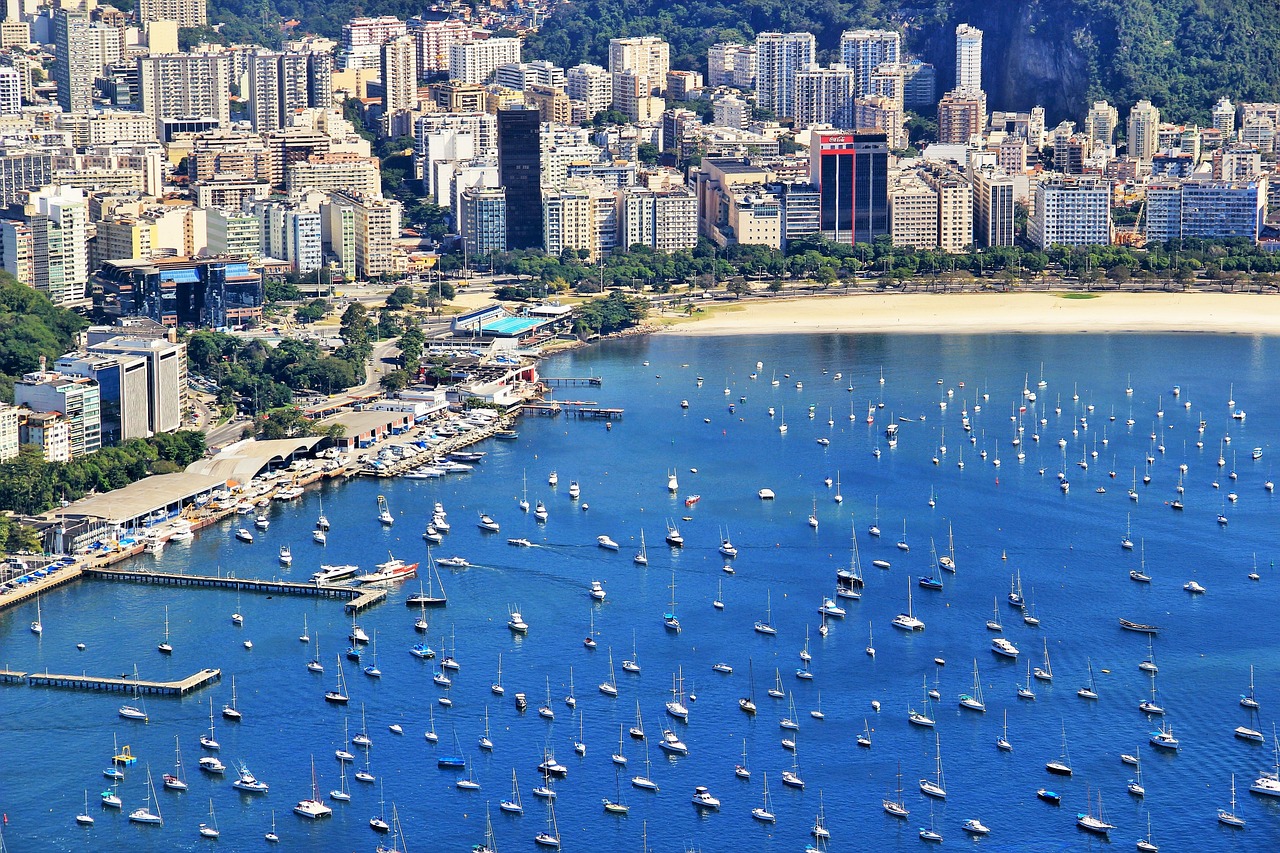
(542, 376, 603, 387)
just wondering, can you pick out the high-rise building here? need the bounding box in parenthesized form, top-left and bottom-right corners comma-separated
(459, 186, 507, 258)
(1180, 178, 1267, 242)
(938, 89, 986, 144)
(838, 29, 900, 97)
(207, 207, 263, 261)
(248, 50, 323, 133)
(14, 372, 101, 457)
(954, 23, 983, 94)
(809, 130, 887, 244)
(1029, 175, 1111, 249)
(407, 17, 472, 77)
(922, 168, 973, 253)
(1084, 100, 1119, 148)
(902, 60, 937, 109)
(55, 350, 147, 443)
(137, 53, 232, 129)
(495, 60, 565, 92)
(566, 64, 611, 118)
(0, 152, 52, 208)
(707, 42, 751, 88)
(448, 38, 521, 85)
(0, 402, 18, 462)
(971, 167, 1017, 247)
(0, 184, 90, 307)
(497, 108, 543, 249)
(1212, 97, 1236, 139)
(94, 257, 263, 328)
(618, 185, 698, 253)
(793, 64, 857, 130)
(85, 334, 187, 436)
(1127, 99, 1161, 163)
(54, 10, 123, 113)
(608, 37, 669, 86)
(381, 35, 418, 114)
(525, 84, 571, 125)
(253, 199, 323, 274)
(754, 32, 815, 119)
(542, 181, 617, 261)
(611, 69, 664, 122)
(329, 191, 402, 279)
(137, 0, 206, 27)
(0, 66, 20, 115)
(890, 177, 938, 249)
(340, 16, 406, 71)
(713, 93, 749, 129)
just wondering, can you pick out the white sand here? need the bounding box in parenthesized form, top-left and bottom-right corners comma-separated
(664, 292, 1280, 336)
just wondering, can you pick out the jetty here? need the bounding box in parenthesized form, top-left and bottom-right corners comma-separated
(13, 667, 220, 696)
(83, 567, 363, 601)
(520, 402, 624, 420)
(541, 376, 603, 387)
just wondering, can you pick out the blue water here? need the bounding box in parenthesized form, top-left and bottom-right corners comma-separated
(2, 332, 1279, 852)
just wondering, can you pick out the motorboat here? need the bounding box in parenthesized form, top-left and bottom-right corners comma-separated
(235, 528, 254, 543)
(356, 555, 418, 585)
(597, 535, 619, 551)
(311, 564, 358, 584)
(507, 608, 529, 634)
(991, 638, 1019, 659)
(690, 786, 719, 810)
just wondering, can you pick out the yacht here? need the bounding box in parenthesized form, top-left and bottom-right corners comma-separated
(690, 786, 720, 810)
(991, 638, 1019, 659)
(596, 535, 619, 551)
(1149, 721, 1180, 752)
(507, 607, 529, 634)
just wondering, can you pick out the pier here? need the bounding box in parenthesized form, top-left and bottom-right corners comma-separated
(359, 413, 516, 478)
(24, 667, 221, 696)
(82, 567, 361, 601)
(0, 669, 27, 685)
(542, 376, 603, 387)
(520, 402, 623, 420)
(345, 586, 387, 613)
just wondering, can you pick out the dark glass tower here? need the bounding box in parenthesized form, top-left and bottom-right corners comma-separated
(497, 108, 544, 250)
(811, 129, 888, 245)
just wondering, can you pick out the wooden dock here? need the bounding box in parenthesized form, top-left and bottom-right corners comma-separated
(0, 669, 27, 685)
(83, 567, 359, 601)
(23, 667, 221, 696)
(521, 402, 622, 420)
(0, 565, 84, 614)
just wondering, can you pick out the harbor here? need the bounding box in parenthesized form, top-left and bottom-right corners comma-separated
(0, 330, 1277, 852)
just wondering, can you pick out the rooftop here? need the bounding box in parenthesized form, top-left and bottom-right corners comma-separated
(186, 436, 326, 484)
(39, 471, 226, 525)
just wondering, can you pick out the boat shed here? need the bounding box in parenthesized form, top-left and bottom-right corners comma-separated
(31, 471, 226, 554)
(315, 409, 414, 450)
(186, 437, 327, 484)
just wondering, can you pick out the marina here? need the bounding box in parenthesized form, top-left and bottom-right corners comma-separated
(1, 330, 1278, 851)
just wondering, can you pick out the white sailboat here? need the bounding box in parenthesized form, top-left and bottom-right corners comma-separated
(891, 579, 925, 630)
(958, 658, 986, 712)
(883, 761, 909, 817)
(633, 530, 648, 565)
(128, 766, 163, 825)
(753, 589, 777, 635)
(919, 733, 946, 799)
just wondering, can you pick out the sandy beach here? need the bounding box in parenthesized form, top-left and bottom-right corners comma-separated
(663, 291, 1280, 336)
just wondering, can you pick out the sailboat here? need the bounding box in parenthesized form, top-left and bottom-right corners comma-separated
(996, 709, 1012, 751)
(622, 631, 641, 673)
(713, 579, 725, 610)
(163, 735, 189, 790)
(611, 724, 628, 765)
(534, 793, 561, 848)
(222, 675, 242, 721)
(1078, 657, 1099, 700)
(883, 761, 909, 817)
(325, 655, 350, 704)
(1218, 774, 1246, 827)
(1046, 723, 1073, 776)
(603, 768, 630, 815)
(27, 592, 42, 635)
(198, 798, 220, 838)
(958, 659, 986, 712)
(663, 568, 680, 632)
(329, 760, 351, 802)
(739, 658, 757, 714)
(293, 757, 333, 819)
(501, 769, 525, 814)
(751, 772, 777, 822)
(768, 668, 785, 699)
(629, 702, 645, 740)
(896, 519, 909, 551)
(128, 766, 163, 824)
(986, 597, 1002, 631)
(1137, 812, 1159, 852)
(909, 675, 936, 727)
(307, 631, 324, 672)
(1076, 787, 1114, 836)
(1242, 664, 1261, 709)
(599, 651, 619, 697)
(919, 802, 943, 843)
(1127, 748, 1146, 797)
(157, 605, 172, 654)
(753, 590, 777, 635)
(633, 530, 648, 565)
(76, 790, 94, 826)
(857, 719, 872, 747)
(665, 668, 688, 719)
(891, 579, 925, 630)
(919, 733, 946, 798)
(479, 707, 494, 751)
(735, 740, 750, 779)
(631, 738, 658, 791)
(520, 470, 530, 512)
(200, 697, 220, 749)
(1034, 638, 1054, 681)
(118, 664, 149, 722)
(869, 497, 881, 537)
(539, 676, 556, 718)
(316, 497, 330, 531)
(866, 622, 875, 656)
(1018, 660, 1036, 700)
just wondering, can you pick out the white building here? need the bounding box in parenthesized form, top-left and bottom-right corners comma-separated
(448, 38, 521, 85)
(1127, 99, 1161, 163)
(566, 64, 611, 118)
(608, 37, 670, 85)
(955, 23, 983, 94)
(0, 402, 18, 461)
(839, 29, 900, 96)
(0, 66, 20, 115)
(137, 53, 233, 129)
(707, 42, 752, 88)
(459, 185, 507, 257)
(340, 16, 406, 71)
(1029, 175, 1111, 249)
(495, 60, 565, 92)
(619, 185, 698, 253)
(407, 17, 472, 77)
(381, 35, 419, 114)
(793, 64, 857, 130)
(754, 32, 815, 119)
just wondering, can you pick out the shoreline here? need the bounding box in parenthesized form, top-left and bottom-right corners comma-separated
(658, 291, 1280, 336)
